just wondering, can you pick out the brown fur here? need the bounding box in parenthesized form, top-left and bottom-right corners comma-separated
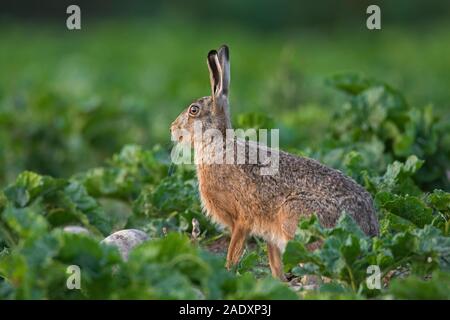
(170, 45, 379, 280)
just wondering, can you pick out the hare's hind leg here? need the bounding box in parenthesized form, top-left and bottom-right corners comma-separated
(225, 225, 248, 270)
(267, 243, 287, 281)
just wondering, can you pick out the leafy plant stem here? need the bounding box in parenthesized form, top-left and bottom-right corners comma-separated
(0, 222, 16, 248)
(345, 263, 357, 292)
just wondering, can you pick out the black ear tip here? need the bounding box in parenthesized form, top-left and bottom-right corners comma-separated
(208, 50, 218, 58)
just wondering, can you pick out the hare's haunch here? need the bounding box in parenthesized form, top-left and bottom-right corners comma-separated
(170, 45, 379, 280)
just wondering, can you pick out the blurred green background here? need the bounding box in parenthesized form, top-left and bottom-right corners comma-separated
(0, 0, 449, 186)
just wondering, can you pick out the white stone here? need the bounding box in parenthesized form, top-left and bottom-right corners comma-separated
(101, 229, 149, 260)
(63, 225, 90, 235)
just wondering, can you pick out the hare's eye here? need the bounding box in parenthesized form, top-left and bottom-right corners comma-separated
(189, 104, 200, 116)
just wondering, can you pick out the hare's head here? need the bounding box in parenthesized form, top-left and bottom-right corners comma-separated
(171, 45, 231, 147)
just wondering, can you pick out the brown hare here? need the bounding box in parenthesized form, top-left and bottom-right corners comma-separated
(170, 45, 379, 280)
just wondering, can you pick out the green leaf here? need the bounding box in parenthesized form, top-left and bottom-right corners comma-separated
(376, 193, 434, 228)
(340, 235, 362, 265)
(237, 251, 259, 274)
(283, 241, 312, 271)
(327, 74, 383, 95)
(387, 271, 450, 299)
(4, 171, 67, 208)
(226, 273, 297, 300)
(427, 189, 450, 219)
(2, 206, 48, 239)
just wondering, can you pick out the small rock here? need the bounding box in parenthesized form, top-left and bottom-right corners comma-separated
(191, 218, 200, 240)
(101, 229, 149, 261)
(301, 275, 322, 286)
(63, 226, 90, 235)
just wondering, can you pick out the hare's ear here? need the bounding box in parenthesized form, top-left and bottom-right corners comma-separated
(207, 47, 231, 125)
(217, 45, 230, 96)
(207, 50, 222, 99)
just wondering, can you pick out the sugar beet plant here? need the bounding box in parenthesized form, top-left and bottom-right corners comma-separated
(0, 76, 449, 299)
(0, 151, 296, 299)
